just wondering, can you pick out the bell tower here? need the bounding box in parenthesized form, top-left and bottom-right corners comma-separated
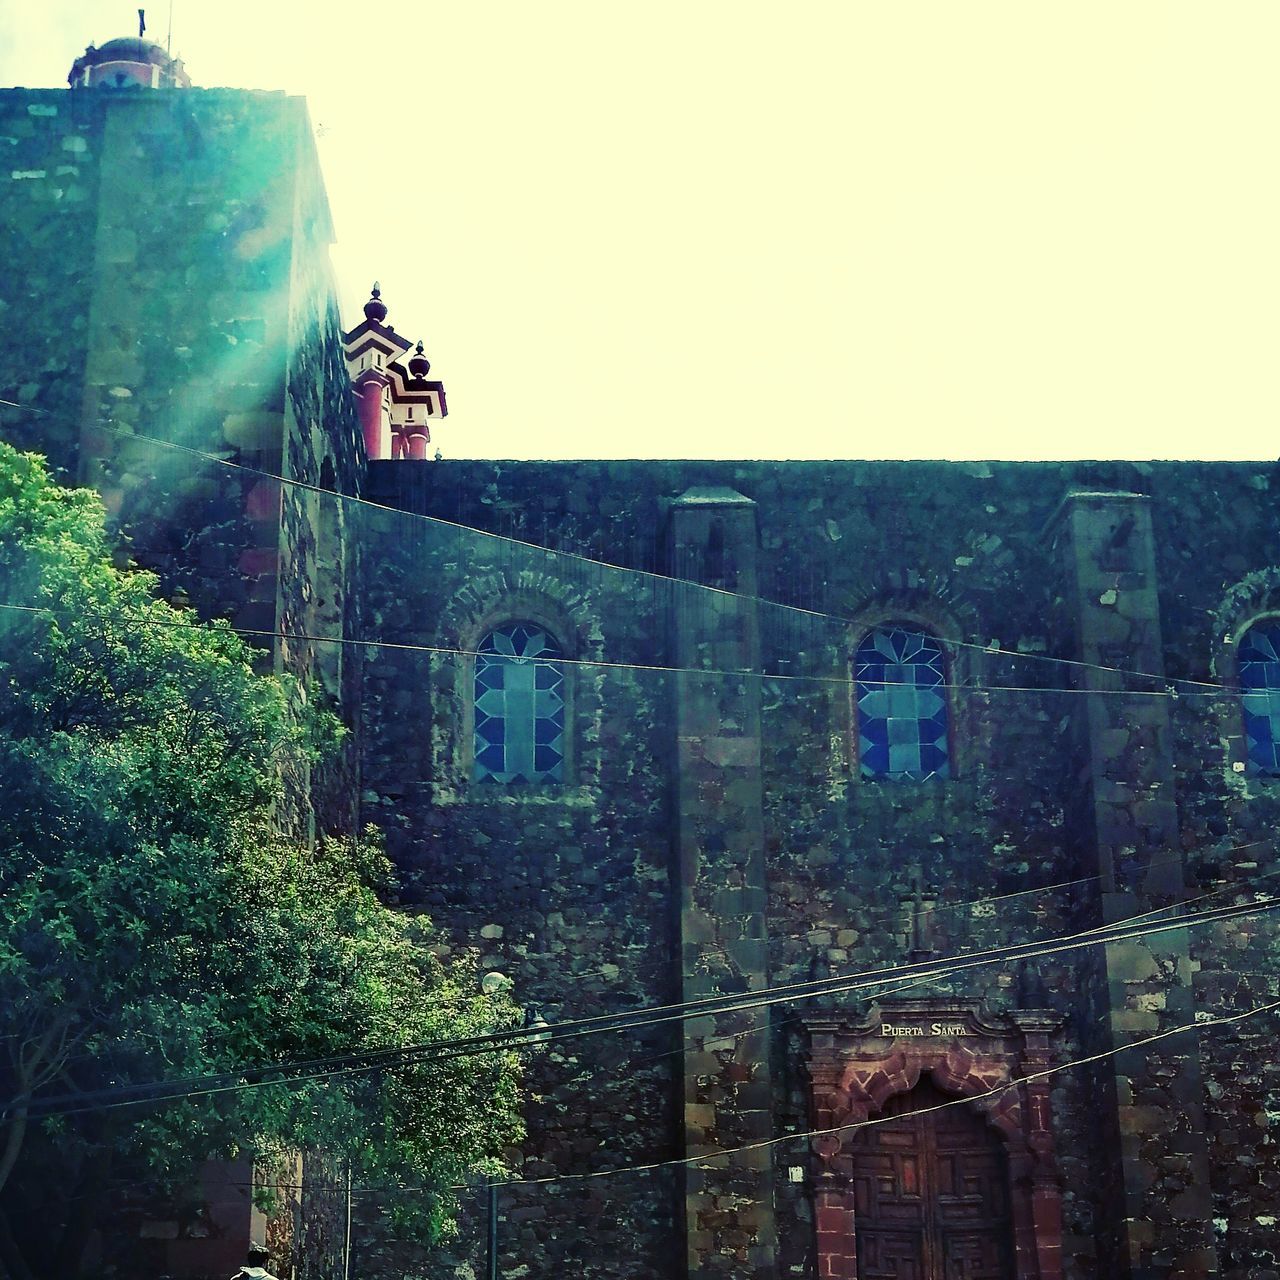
(342, 284, 448, 460)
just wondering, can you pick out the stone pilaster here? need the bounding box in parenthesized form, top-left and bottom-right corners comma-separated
(1053, 490, 1217, 1280)
(668, 487, 776, 1280)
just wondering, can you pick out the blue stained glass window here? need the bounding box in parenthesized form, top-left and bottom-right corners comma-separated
(1238, 623, 1280, 775)
(855, 627, 950, 781)
(473, 623, 565, 784)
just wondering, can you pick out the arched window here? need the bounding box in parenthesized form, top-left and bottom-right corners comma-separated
(473, 623, 566, 784)
(1238, 622, 1280, 775)
(854, 626, 950, 780)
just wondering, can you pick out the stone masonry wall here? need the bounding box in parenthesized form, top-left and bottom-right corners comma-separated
(0, 84, 366, 1278)
(355, 488, 683, 1278)
(0, 89, 105, 472)
(0, 86, 360, 645)
(1150, 468, 1280, 1280)
(369, 457, 1280, 1280)
(279, 121, 365, 839)
(6, 78, 1280, 1276)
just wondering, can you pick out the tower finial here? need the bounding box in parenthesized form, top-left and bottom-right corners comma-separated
(363, 283, 388, 323)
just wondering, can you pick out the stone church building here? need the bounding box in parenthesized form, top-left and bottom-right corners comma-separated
(2, 32, 1279, 1280)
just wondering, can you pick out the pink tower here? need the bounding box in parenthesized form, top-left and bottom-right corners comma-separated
(342, 285, 448, 461)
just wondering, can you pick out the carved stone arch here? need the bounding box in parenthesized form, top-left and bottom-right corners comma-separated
(1206, 570, 1280, 781)
(429, 568, 606, 796)
(1208, 567, 1280, 681)
(818, 1041, 1028, 1162)
(435, 565, 602, 655)
(803, 1001, 1064, 1280)
(842, 573, 983, 670)
(930, 1051, 1027, 1146)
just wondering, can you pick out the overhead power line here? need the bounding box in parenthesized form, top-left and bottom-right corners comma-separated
(61, 979, 1280, 1204)
(521, 840, 1274, 989)
(192, 983, 1280, 1198)
(5, 576, 1270, 1019)
(0, 396, 1244, 697)
(0, 597, 1235, 701)
(477, 992, 1280, 1191)
(583, 867, 1279, 1087)
(20, 892, 1280, 1121)
(6, 873, 1245, 1118)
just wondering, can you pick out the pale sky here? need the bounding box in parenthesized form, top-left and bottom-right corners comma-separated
(4, 2, 1278, 461)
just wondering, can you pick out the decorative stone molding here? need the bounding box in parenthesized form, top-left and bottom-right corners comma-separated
(802, 999, 1064, 1280)
(1208, 578, 1280, 782)
(430, 568, 605, 797)
(1209, 569, 1280, 681)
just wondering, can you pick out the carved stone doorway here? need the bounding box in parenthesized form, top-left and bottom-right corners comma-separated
(851, 1078, 1015, 1280)
(803, 1000, 1064, 1280)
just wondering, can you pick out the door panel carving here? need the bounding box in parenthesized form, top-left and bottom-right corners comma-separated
(852, 1080, 1014, 1280)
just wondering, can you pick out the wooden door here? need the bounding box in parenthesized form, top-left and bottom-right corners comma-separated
(850, 1079, 1014, 1280)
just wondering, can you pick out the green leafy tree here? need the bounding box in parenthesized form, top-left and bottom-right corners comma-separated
(0, 445, 523, 1278)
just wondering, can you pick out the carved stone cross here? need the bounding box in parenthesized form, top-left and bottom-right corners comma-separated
(901, 867, 939, 962)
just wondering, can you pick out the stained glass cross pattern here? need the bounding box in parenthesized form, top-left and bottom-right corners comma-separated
(473, 623, 565, 784)
(1238, 623, 1280, 775)
(855, 627, 950, 781)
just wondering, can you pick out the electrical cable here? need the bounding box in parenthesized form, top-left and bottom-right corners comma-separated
(35, 966, 993, 1205)
(20, 892, 1280, 1121)
(7, 403, 1266, 1099)
(510, 839, 1274, 993)
(8, 878, 1237, 1118)
(0, 395, 1246, 697)
(495, 872, 1280, 1128)
(4, 399, 1276, 1216)
(14, 839, 1277, 1113)
(12, 837, 1265, 1122)
(53, 893, 1280, 1203)
(110, 975, 1280, 1200)
(476, 992, 1280, 1191)
(495, 964, 1018, 1150)
(0, 597, 1238, 700)
(7, 406, 1266, 1093)
(4, 584, 1274, 1119)
(6, 557, 1269, 1114)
